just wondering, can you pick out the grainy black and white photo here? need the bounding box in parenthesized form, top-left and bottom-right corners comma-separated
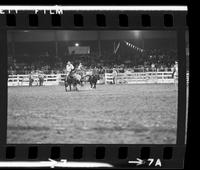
(7, 30, 182, 144)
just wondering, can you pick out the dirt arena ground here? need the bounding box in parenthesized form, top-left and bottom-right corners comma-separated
(7, 83, 178, 144)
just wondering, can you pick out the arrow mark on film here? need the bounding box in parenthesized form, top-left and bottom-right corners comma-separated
(128, 158, 144, 166)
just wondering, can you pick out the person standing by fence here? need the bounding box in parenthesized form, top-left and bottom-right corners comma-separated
(112, 68, 118, 84)
(38, 71, 44, 86)
(172, 61, 178, 89)
(29, 73, 33, 87)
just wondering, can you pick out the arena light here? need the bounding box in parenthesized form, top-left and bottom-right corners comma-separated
(75, 43, 79, 47)
(133, 31, 141, 39)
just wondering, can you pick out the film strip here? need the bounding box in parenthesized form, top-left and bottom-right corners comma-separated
(0, 6, 188, 169)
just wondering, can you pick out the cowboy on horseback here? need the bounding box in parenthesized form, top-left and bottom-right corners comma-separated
(65, 61, 74, 77)
(64, 61, 75, 91)
(64, 61, 84, 91)
(76, 62, 87, 86)
(77, 62, 83, 71)
(88, 66, 100, 89)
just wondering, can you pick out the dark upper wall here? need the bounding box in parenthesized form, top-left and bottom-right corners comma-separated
(7, 30, 177, 42)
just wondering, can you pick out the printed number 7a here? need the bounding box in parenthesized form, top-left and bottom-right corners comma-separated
(147, 159, 162, 167)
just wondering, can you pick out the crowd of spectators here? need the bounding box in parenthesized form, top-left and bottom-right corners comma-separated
(8, 62, 174, 76)
(8, 49, 177, 75)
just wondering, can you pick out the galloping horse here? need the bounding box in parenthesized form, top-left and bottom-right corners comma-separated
(88, 74, 100, 88)
(64, 71, 83, 91)
(64, 68, 100, 91)
(85, 69, 100, 89)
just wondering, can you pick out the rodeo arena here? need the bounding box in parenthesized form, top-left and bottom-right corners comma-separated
(7, 30, 189, 144)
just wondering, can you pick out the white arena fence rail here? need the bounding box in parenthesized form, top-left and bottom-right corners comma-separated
(105, 71, 174, 84)
(8, 74, 60, 86)
(8, 71, 189, 86)
(105, 71, 189, 84)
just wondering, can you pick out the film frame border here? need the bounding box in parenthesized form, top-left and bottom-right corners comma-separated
(0, 9, 188, 169)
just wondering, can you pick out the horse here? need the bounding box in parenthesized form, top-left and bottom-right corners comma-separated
(64, 71, 84, 92)
(87, 74, 100, 89)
